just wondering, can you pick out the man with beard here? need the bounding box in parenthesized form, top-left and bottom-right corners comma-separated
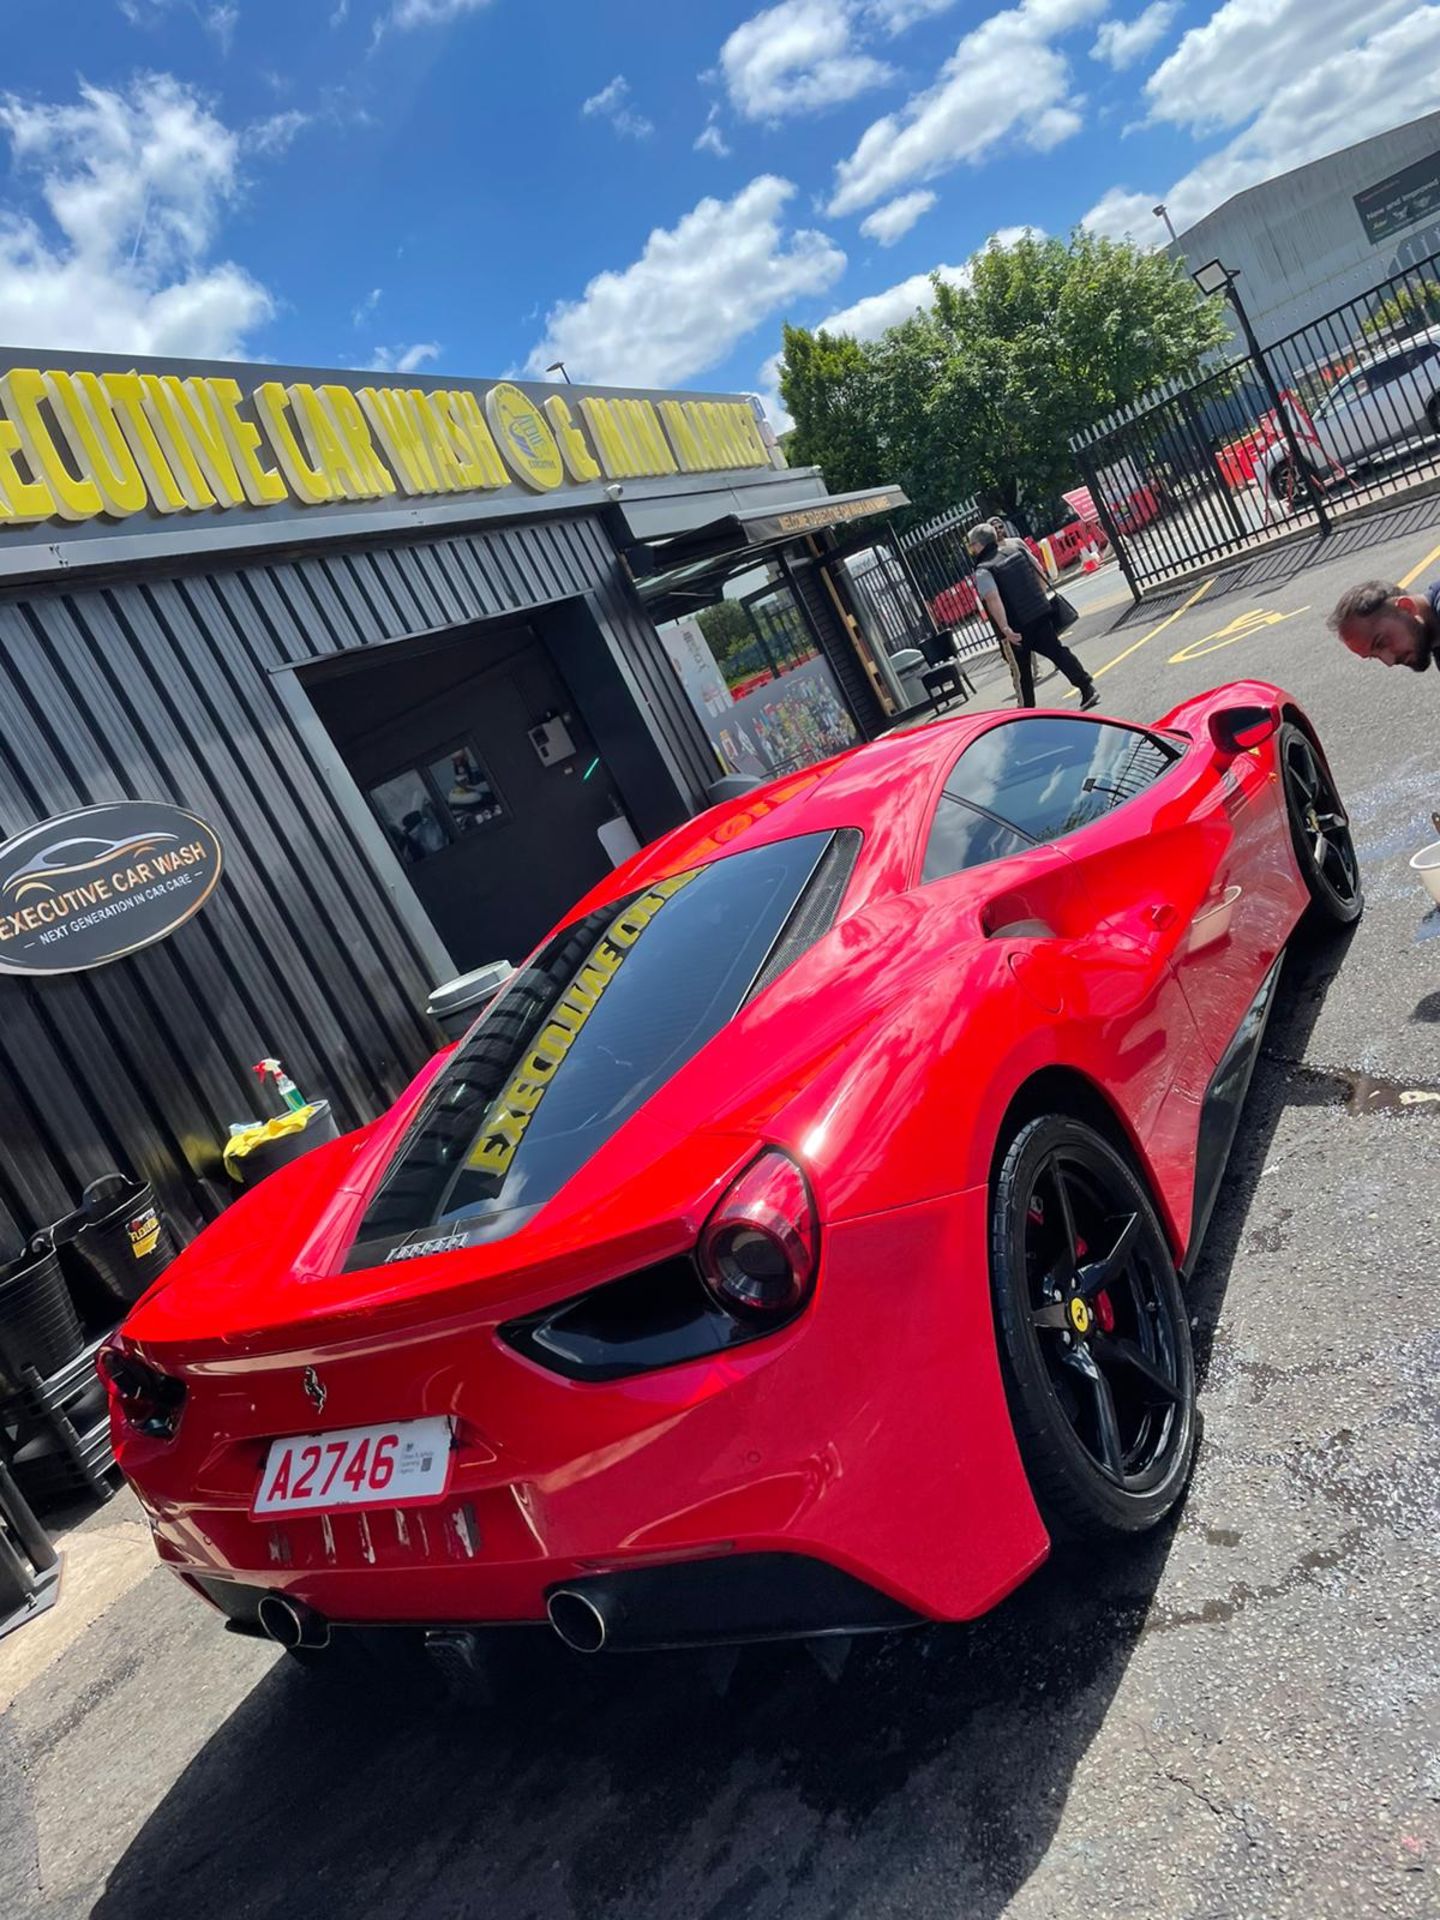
(1328, 580, 1437, 672)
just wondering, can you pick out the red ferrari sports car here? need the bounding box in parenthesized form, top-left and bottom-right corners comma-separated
(102, 681, 1360, 1661)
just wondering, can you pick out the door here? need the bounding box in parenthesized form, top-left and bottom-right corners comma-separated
(338, 631, 628, 971)
(939, 715, 1287, 1069)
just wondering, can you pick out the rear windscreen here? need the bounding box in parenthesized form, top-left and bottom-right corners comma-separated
(346, 831, 834, 1268)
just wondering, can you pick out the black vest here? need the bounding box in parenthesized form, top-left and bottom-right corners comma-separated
(984, 545, 1050, 630)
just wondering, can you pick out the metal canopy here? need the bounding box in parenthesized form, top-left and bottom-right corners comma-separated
(621, 483, 910, 587)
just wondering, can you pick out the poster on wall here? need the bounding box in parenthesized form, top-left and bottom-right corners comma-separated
(0, 801, 224, 976)
(660, 617, 859, 780)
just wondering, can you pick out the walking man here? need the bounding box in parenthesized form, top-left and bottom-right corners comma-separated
(1328, 579, 1436, 672)
(969, 522, 1098, 709)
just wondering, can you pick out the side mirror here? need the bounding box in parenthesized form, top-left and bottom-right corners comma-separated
(1208, 704, 1280, 756)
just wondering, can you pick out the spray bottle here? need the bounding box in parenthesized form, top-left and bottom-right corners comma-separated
(254, 1057, 307, 1115)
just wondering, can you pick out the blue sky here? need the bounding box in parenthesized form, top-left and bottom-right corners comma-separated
(0, 0, 1435, 427)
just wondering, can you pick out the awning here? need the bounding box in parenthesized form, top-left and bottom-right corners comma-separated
(621, 483, 910, 581)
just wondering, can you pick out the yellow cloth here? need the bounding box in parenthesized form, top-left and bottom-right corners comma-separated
(223, 1105, 320, 1182)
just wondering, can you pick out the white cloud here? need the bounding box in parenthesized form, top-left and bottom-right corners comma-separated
(695, 104, 731, 158)
(720, 1, 894, 122)
(385, 0, 493, 29)
(206, 2, 238, 52)
(860, 189, 937, 246)
(331, 0, 349, 20)
(1084, 6, 1440, 241)
(118, 0, 240, 47)
(1091, 1, 1178, 70)
(827, 0, 1106, 214)
(368, 342, 442, 373)
(1145, 0, 1414, 135)
(526, 175, 845, 388)
(866, 0, 959, 30)
(755, 224, 1039, 430)
(1080, 186, 1163, 241)
(0, 73, 273, 358)
(581, 75, 654, 141)
(250, 108, 309, 155)
(352, 286, 382, 327)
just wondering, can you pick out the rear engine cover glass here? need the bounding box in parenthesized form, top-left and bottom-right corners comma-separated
(346, 832, 832, 1267)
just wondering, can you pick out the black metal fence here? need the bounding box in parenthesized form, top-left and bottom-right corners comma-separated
(840, 503, 1005, 675)
(1072, 246, 1440, 593)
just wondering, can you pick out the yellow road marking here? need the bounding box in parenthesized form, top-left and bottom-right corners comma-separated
(1169, 605, 1310, 665)
(1063, 576, 1215, 698)
(1399, 538, 1440, 589)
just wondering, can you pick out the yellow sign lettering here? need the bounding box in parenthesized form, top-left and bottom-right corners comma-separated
(255, 382, 333, 505)
(44, 371, 149, 517)
(207, 378, 287, 507)
(447, 390, 509, 490)
(138, 377, 226, 508)
(0, 416, 56, 523)
(544, 394, 602, 483)
(319, 385, 397, 497)
(0, 368, 103, 521)
(100, 373, 188, 513)
(357, 386, 440, 495)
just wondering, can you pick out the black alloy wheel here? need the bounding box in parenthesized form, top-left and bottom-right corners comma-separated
(990, 1117, 1197, 1539)
(1426, 395, 1440, 436)
(1279, 722, 1362, 928)
(1269, 457, 1316, 510)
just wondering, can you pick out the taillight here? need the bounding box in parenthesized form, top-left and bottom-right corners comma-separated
(698, 1150, 819, 1323)
(98, 1340, 186, 1440)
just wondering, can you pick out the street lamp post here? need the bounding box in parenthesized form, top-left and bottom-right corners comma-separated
(1192, 258, 1330, 534)
(1153, 203, 1178, 246)
(545, 361, 572, 384)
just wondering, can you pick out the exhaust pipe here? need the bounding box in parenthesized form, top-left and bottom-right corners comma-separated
(544, 1556, 919, 1653)
(546, 1588, 609, 1654)
(257, 1593, 330, 1651)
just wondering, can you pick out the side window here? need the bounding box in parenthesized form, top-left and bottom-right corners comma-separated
(1368, 351, 1418, 389)
(922, 796, 1030, 883)
(945, 718, 1177, 847)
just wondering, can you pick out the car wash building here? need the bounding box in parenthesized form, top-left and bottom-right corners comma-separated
(0, 346, 907, 1253)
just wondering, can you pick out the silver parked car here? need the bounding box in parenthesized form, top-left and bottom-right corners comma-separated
(1264, 327, 1440, 495)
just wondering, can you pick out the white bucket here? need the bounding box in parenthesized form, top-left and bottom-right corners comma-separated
(1409, 840, 1440, 907)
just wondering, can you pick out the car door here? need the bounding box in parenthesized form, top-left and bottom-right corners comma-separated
(1313, 369, 1370, 464)
(1355, 347, 1426, 453)
(941, 715, 1286, 1072)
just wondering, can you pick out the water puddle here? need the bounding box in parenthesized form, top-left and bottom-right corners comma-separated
(1284, 1064, 1440, 1116)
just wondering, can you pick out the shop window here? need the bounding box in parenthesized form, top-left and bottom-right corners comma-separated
(368, 740, 507, 865)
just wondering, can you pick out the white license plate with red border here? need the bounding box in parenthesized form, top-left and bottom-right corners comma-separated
(252, 1416, 453, 1517)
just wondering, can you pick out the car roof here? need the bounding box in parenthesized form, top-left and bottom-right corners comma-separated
(567, 710, 1031, 925)
(1355, 327, 1440, 372)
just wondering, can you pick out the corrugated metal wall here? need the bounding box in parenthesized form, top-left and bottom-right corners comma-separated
(0, 510, 715, 1253)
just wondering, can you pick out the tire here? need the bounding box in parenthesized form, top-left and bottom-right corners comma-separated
(989, 1116, 1197, 1541)
(1427, 395, 1440, 436)
(1268, 456, 1319, 509)
(1278, 722, 1362, 928)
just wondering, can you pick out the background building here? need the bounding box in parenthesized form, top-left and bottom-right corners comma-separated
(1170, 112, 1440, 345)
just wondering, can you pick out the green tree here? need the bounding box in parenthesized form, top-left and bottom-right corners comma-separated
(1362, 280, 1440, 340)
(694, 597, 754, 663)
(777, 230, 1227, 521)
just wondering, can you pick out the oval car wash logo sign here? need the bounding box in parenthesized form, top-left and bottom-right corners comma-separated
(0, 801, 223, 976)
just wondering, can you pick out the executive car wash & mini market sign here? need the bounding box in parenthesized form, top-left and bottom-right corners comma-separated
(0, 357, 774, 542)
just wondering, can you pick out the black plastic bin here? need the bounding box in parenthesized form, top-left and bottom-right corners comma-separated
(0, 1245, 85, 1397)
(232, 1101, 341, 1189)
(71, 1177, 179, 1310)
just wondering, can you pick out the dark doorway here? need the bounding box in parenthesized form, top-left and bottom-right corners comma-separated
(304, 622, 629, 971)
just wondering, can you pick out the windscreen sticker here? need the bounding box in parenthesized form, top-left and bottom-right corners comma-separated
(463, 869, 697, 1180)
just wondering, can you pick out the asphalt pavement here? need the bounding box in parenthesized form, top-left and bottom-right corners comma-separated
(3, 500, 1439, 1920)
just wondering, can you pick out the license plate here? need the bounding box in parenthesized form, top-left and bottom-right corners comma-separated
(252, 1416, 453, 1517)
